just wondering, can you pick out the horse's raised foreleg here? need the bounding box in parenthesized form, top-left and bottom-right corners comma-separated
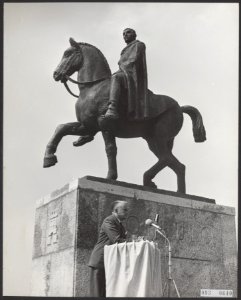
(43, 122, 91, 168)
(102, 131, 118, 180)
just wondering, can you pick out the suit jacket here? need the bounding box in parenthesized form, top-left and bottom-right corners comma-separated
(118, 39, 149, 120)
(88, 214, 127, 269)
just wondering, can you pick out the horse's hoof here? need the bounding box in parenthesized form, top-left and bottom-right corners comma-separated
(73, 135, 94, 147)
(43, 155, 58, 168)
(149, 182, 157, 189)
(106, 173, 118, 180)
(144, 180, 157, 189)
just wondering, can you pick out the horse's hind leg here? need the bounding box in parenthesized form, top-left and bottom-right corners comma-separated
(143, 159, 168, 188)
(43, 122, 92, 168)
(167, 154, 186, 193)
(166, 138, 186, 193)
(143, 137, 169, 188)
(143, 136, 186, 192)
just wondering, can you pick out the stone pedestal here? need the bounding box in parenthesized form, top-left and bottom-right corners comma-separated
(31, 176, 237, 297)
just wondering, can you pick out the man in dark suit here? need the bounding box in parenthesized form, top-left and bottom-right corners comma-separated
(88, 200, 129, 297)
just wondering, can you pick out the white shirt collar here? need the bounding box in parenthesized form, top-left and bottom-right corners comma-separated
(112, 212, 121, 223)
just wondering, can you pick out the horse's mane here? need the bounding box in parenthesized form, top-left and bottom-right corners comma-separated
(78, 42, 111, 75)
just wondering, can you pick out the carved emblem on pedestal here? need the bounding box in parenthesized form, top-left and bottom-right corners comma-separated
(47, 211, 59, 246)
(46, 204, 62, 253)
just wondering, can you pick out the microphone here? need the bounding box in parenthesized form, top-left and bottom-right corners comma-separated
(145, 219, 162, 230)
(154, 214, 159, 223)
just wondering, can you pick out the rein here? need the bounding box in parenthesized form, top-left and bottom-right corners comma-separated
(63, 75, 109, 98)
(64, 81, 79, 98)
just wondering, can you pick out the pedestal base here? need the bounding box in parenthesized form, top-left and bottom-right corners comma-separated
(31, 176, 237, 297)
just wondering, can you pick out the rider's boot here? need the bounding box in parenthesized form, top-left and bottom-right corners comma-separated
(104, 100, 119, 120)
(73, 135, 94, 147)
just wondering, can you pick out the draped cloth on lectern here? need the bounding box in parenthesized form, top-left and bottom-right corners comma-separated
(104, 240, 162, 297)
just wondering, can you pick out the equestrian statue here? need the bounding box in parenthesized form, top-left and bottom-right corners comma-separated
(43, 28, 206, 193)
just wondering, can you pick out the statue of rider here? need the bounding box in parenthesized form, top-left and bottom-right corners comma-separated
(73, 28, 149, 146)
(104, 27, 149, 121)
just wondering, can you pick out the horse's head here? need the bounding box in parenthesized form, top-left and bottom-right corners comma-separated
(53, 38, 83, 82)
(54, 38, 111, 84)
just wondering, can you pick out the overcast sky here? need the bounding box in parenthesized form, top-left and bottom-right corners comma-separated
(3, 2, 239, 296)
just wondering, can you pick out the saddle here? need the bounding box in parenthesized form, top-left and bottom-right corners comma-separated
(100, 89, 178, 131)
(121, 89, 177, 121)
(146, 90, 177, 120)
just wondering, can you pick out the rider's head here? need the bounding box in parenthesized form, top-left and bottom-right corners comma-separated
(123, 28, 136, 44)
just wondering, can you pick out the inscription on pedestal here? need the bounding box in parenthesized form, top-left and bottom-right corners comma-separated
(46, 202, 62, 254)
(47, 211, 58, 246)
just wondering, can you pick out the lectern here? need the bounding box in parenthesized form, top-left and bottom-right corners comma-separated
(104, 240, 162, 297)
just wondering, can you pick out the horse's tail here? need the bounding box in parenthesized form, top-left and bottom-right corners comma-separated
(181, 105, 206, 142)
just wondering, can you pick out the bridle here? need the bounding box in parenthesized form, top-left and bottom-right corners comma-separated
(63, 75, 108, 98)
(60, 45, 110, 98)
(63, 80, 79, 98)
(63, 75, 88, 98)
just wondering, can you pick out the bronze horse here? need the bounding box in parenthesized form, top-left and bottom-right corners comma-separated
(43, 38, 206, 193)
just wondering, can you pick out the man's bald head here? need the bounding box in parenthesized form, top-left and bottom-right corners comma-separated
(112, 200, 129, 221)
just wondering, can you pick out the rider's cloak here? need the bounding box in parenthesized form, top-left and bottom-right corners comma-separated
(118, 40, 149, 120)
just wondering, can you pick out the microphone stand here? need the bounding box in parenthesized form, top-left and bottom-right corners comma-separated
(156, 229, 180, 298)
